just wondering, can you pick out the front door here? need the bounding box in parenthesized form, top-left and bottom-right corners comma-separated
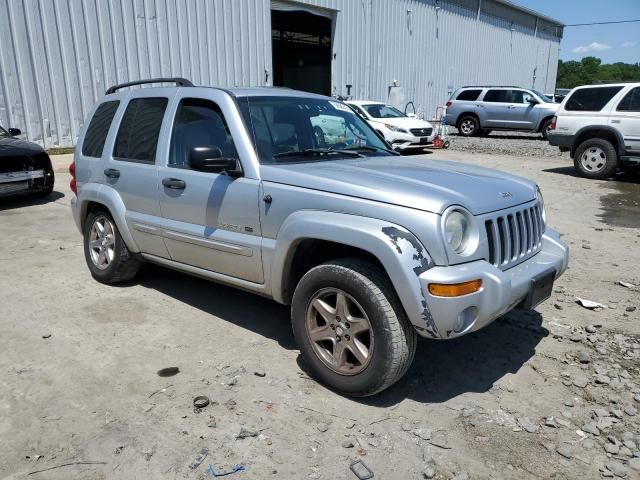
(157, 92, 263, 284)
(611, 86, 640, 154)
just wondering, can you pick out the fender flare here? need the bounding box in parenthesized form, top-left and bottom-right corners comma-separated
(573, 125, 626, 156)
(270, 211, 440, 337)
(76, 184, 140, 252)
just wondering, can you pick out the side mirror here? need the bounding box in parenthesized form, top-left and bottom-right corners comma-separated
(406, 113, 417, 118)
(527, 97, 539, 105)
(189, 146, 238, 173)
(8, 128, 21, 136)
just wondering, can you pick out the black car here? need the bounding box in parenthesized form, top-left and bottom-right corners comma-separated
(0, 126, 54, 197)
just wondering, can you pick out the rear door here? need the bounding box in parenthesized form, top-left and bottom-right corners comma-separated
(611, 86, 640, 154)
(157, 89, 263, 284)
(105, 89, 177, 258)
(480, 89, 510, 128)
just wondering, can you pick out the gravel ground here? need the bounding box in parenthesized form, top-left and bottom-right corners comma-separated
(1, 153, 639, 480)
(444, 127, 570, 158)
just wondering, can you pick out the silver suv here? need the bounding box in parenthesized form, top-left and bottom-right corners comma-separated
(445, 86, 559, 139)
(70, 78, 569, 396)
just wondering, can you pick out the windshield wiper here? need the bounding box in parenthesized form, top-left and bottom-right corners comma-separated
(273, 148, 364, 159)
(339, 145, 399, 155)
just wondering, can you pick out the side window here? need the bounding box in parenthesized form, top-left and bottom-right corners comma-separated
(521, 91, 533, 104)
(617, 87, 640, 112)
(509, 90, 525, 103)
(565, 87, 624, 112)
(169, 98, 239, 168)
(456, 89, 482, 101)
(113, 97, 168, 163)
(483, 90, 509, 102)
(82, 101, 119, 158)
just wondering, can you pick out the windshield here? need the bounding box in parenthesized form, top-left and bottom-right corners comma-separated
(239, 97, 395, 164)
(531, 90, 553, 103)
(361, 104, 406, 118)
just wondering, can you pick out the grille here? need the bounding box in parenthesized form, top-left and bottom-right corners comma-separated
(485, 203, 544, 269)
(410, 128, 433, 137)
(0, 181, 29, 195)
(0, 155, 30, 174)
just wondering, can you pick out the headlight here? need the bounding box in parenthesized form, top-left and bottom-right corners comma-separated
(536, 186, 546, 225)
(384, 123, 408, 133)
(445, 210, 470, 254)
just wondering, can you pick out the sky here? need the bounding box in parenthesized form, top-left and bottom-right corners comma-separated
(514, 0, 640, 64)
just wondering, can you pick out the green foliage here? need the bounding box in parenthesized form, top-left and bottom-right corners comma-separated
(557, 57, 640, 88)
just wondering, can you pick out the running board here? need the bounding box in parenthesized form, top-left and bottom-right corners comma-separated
(620, 155, 640, 166)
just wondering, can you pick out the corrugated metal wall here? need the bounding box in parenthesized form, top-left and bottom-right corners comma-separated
(0, 0, 562, 148)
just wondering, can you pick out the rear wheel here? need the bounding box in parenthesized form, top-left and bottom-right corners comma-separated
(457, 116, 479, 137)
(573, 138, 618, 179)
(291, 258, 417, 397)
(540, 119, 553, 140)
(83, 209, 140, 283)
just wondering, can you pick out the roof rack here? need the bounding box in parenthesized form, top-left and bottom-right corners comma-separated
(461, 85, 522, 88)
(105, 77, 193, 95)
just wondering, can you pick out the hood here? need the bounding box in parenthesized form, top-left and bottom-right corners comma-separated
(261, 157, 536, 216)
(369, 117, 434, 129)
(0, 136, 45, 156)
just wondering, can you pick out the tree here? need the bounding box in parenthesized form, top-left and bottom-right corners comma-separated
(556, 57, 640, 89)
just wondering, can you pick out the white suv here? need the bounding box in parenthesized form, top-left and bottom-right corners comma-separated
(548, 83, 640, 179)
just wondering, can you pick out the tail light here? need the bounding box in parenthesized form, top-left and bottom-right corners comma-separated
(445, 100, 452, 108)
(69, 161, 77, 194)
(550, 116, 557, 130)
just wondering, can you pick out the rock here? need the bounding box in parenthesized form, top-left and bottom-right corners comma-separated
(606, 460, 628, 477)
(612, 409, 624, 419)
(624, 406, 637, 416)
(604, 443, 620, 454)
(42, 333, 52, 339)
(401, 423, 413, 432)
(570, 333, 584, 342)
(564, 399, 575, 407)
(597, 347, 609, 355)
(517, 417, 540, 433)
(586, 325, 598, 334)
(582, 438, 596, 449)
(236, 427, 258, 439)
(544, 417, 559, 428)
(226, 377, 238, 386)
(254, 370, 266, 377)
(423, 466, 436, 479)
(629, 457, 640, 471)
(582, 244, 591, 250)
(623, 439, 636, 450)
(577, 352, 591, 364)
(556, 444, 573, 458)
(573, 375, 589, 388)
(554, 303, 564, 310)
(453, 473, 470, 480)
(619, 446, 632, 457)
(341, 440, 354, 448)
(595, 374, 611, 385)
(582, 422, 600, 436)
(429, 433, 451, 449)
(316, 422, 329, 432)
(542, 442, 556, 452)
(597, 417, 615, 431)
(594, 408, 610, 418)
(626, 306, 637, 313)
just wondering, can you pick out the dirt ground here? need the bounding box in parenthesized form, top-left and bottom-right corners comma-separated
(1, 150, 639, 480)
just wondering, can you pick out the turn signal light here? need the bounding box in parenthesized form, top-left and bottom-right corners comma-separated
(428, 279, 482, 297)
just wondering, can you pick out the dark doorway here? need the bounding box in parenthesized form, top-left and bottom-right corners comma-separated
(271, 9, 332, 95)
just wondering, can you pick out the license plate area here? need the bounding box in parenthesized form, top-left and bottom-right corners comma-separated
(419, 137, 431, 144)
(522, 268, 556, 310)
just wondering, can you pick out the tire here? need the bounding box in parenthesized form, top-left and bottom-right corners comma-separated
(291, 258, 417, 397)
(573, 138, 618, 179)
(83, 209, 141, 284)
(457, 116, 479, 137)
(540, 119, 553, 140)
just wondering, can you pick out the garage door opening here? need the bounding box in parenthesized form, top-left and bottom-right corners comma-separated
(271, 9, 332, 95)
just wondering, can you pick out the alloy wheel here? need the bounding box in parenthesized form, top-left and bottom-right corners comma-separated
(305, 287, 374, 375)
(89, 215, 116, 270)
(580, 146, 606, 172)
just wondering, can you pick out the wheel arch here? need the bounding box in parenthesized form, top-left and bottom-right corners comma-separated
(571, 126, 624, 158)
(269, 211, 440, 338)
(537, 115, 555, 131)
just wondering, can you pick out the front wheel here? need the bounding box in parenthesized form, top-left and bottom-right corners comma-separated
(291, 258, 417, 397)
(573, 138, 618, 179)
(83, 210, 141, 284)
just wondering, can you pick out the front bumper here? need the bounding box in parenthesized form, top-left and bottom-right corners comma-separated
(418, 228, 569, 339)
(385, 131, 434, 150)
(0, 169, 53, 196)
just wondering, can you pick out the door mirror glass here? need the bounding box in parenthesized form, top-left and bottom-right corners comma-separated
(189, 146, 237, 172)
(8, 128, 21, 136)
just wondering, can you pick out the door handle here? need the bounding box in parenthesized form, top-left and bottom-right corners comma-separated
(162, 177, 186, 189)
(507, 105, 516, 109)
(104, 168, 120, 178)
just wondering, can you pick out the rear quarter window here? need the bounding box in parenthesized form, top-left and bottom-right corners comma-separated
(82, 101, 119, 158)
(565, 87, 624, 112)
(113, 97, 168, 163)
(617, 87, 640, 112)
(456, 89, 482, 101)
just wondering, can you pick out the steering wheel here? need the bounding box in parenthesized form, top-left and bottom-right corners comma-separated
(313, 126, 327, 148)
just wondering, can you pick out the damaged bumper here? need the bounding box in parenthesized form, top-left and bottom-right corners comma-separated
(417, 228, 569, 339)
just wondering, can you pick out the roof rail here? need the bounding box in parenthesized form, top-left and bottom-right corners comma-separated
(461, 85, 522, 88)
(105, 77, 193, 95)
